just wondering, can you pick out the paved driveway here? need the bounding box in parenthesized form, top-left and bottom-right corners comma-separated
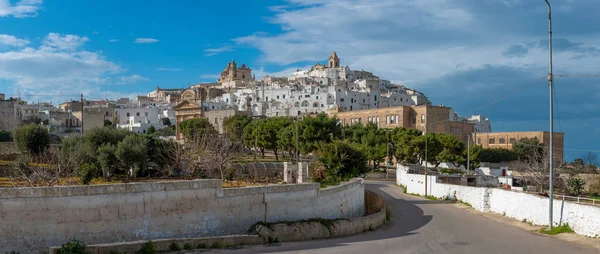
(198, 181, 597, 254)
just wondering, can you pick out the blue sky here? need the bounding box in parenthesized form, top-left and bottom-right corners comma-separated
(0, 0, 599, 160)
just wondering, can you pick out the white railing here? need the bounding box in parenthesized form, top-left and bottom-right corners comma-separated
(554, 194, 600, 206)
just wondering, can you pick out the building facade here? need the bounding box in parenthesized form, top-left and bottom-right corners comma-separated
(474, 131, 564, 162)
(328, 104, 475, 144)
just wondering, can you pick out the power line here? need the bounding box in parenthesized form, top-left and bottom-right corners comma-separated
(468, 76, 546, 116)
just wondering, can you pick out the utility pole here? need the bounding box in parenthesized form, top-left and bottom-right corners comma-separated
(467, 134, 470, 175)
(545, 0, 554, 230)
(386, 128, 390, 180)
(80, 93, 84, 135)
(424, 111, 428, 196)
(296, 114, 299, 163)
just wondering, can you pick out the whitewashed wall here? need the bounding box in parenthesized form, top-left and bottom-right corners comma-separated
(397, 166, 600, 237)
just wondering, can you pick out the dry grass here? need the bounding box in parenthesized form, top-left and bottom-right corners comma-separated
(0, 176, 270, 188)
(365, 190, 384, 215)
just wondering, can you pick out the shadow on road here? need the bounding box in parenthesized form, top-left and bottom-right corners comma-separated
(223, 181, 433, 253)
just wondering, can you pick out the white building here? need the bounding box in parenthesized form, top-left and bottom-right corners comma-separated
(207, 52, 428, 118)
(115, 106, 175, 134)
(468, 115, 492, 133)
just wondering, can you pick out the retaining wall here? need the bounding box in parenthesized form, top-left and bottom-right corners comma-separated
(397, 166, 600, 237)
(0, 179, 365, 253)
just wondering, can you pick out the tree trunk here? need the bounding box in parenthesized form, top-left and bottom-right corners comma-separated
(275, 148, 279, 161)
(261, 148, 265, 158)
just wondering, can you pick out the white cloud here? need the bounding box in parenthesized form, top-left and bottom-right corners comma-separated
(157, 67, 181, 71)
(114, 74, 150, 84)
(0, 0, 43, 18)
(199, 74, 220, 80)
(134, 38, 159, 44)
(109, 39, 119, 42)
(42, 33, 89, 51)
(0, 32, 146, 99)
(0, 34, 29, 47)
(204, 46, 233, 56)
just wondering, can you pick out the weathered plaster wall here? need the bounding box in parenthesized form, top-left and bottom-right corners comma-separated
(397, 166, 600, 237)
(0, 179, 365, 253)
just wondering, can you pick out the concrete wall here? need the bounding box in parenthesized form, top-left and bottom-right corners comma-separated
(397, 166, 600, 237)
(0, 179, 365, 253)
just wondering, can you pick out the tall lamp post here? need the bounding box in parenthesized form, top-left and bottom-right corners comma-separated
(544, 0, 555, 230)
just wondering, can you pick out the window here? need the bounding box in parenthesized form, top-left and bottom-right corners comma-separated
(105, 111, 109, 116)
(266, 97, 268, 101)
(478, 138, 481, 144)
(126, 112, 130, 117)
(321, 104, 324, 107)
(510, 138, 516, 144)
(316, 96, 318, 99)
(257, 97, 260, 102)
(283, 95, 286, 99)
(499, 138, 506, 144)
(305, 95, 310, 98)
(340, 98, 344, 102)
(351, 98, 354, 103)
(363, 99, 365, 103)
(226, 98, 229, 103)
(136, 112, 140, 116)
(144, 112, 148, 117)
(277, 96, 280, 99)
(374, 95, 377, 101)
(489, 138, 495, 144)
(420, 114, 425, 123)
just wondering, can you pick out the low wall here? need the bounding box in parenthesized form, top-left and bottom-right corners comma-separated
(0, 178, 365, 253)
(254, 204, 387, 242)
(49, 235, 263, 254)
(397, 166, 600, 237)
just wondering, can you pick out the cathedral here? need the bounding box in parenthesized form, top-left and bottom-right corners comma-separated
(217, 60, 254, 84)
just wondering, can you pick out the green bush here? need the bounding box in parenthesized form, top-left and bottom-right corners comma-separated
(210, 242, 223, 249)
(312, 140, 368, 187)
(567, 177, 586, 196)
(168, 243, 181, 251)
(197, 243, 208, 249)
(135, 241, 156, 254)
(540, 224, 574, 235)
(79, 163, 97, 185)
(183, 243, 193, 250)
(0, 130, 11, 142)
(13, 124, 50, 154)
(57, 240, 88, 254)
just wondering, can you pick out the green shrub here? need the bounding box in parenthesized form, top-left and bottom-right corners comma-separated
(0, 130, 10, 142)
(385, 205, 391, 222)
(13, 124, 50, 154)
(312, 140, 368, 187)
(183, 243, 193, 250)
(79, 163, 97, 185)
(135, 241, 156, 254)
(197, 243, 207, 249)
(57, 240, 88, 254)
(541, 224, 574, 235)
(567, 177, 586, 196)
(168, 243, 181, 251)
(210, 242, 223, 249)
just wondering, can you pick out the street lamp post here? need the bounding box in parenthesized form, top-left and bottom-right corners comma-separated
(544, 0, 555, 230)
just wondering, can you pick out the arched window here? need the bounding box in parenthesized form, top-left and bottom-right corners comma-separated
(313, 102, 319, 107)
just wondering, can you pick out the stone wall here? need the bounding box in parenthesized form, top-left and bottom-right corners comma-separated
(397, 166, 600, 237)
(0, 179, 365, 253)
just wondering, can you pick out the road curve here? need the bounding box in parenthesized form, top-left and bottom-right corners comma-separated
(200, 180, 596, 254)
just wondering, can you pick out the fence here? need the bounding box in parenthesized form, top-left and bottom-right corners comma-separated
(230, 162, 284, 183)
(555, 194, 600, 207)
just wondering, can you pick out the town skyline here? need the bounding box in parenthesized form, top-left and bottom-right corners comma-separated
(1, 0, 599, 158)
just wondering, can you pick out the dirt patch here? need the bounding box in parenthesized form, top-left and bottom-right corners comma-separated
(365, 189, 384, 215)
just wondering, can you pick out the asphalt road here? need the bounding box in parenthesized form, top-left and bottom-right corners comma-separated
(201, 181, 596, 254)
